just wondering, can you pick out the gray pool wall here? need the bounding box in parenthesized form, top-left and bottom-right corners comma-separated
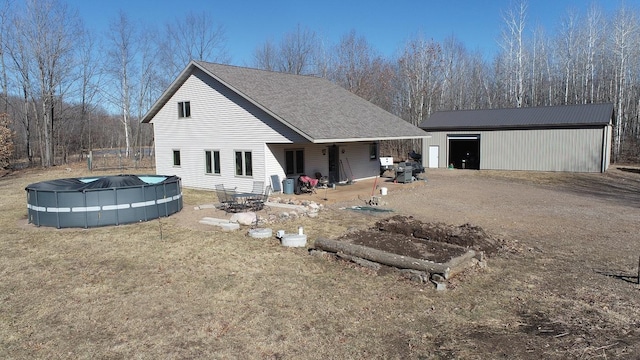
(26, 175, 182, 228)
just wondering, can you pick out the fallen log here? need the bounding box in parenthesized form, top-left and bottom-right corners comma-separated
(336, 252, 382, 271)
(314, 237, 451, 278)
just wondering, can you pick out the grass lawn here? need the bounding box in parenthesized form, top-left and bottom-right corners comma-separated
(1, 165, 639, 359)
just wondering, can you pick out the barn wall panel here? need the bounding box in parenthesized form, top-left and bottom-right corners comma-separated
(423, 128, 606, 172)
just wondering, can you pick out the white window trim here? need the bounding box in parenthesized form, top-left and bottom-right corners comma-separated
(178, 101, 191, 118)
(172, 149, 181, 167)
(205, 149, 221, 175)
(234, 150, 253, 177)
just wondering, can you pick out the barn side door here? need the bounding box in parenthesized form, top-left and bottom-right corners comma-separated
(428, 145, 439, 168)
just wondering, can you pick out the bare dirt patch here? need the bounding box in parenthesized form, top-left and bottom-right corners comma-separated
(334, 215, 502, 264)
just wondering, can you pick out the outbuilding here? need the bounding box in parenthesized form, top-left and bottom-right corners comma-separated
(419, 103, 614, 173)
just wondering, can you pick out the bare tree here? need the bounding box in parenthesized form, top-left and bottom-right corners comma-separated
(253, 25, 320, 75)
(7, 0, 80, 167)
(500, 0, 528, 107)
(466, 49, 493, 109)
(330, 30, 372, 93)
(580, 3, 605, 103)
(74, 26, 101, 153)
(396, 35, 443, 153)
(528, 25, 553, 106)
(253, 39, 278, 71)
(0, 0, 11, 114)
(279, 24, 318, 75)
(611, 5, 638, 162)
(397, 35, 443, 126)
(556, 8, 581, 104)
(0, 113, 13, 167)
(158, 11, 228, 85)
(105, 11, 134, 157)
(132, 27, 158, 158)
(4, 10, 34, 163)
(440, 36, 472, 110)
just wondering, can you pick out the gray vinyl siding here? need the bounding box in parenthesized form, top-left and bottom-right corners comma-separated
(423, 127, 609, 172)
(152, 68, 307, 192)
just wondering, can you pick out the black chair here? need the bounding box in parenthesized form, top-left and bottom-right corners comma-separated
(215, 184, 244, 212)
(248, 185, 271, 211)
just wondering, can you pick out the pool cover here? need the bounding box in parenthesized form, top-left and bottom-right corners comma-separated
(25, 175, 178, 192)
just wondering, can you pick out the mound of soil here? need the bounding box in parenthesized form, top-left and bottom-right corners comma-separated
(335, 215, 500, 264)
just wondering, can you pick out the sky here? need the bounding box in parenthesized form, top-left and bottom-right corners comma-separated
(68, 0, 623, 66)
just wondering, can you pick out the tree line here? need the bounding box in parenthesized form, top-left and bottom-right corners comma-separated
(0, 0, 638, 169)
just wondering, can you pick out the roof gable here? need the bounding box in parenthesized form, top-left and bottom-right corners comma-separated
(142, 61, 427, 143)
(420, 103, 614, 130)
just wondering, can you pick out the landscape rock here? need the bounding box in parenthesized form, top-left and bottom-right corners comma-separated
(230, 212, 257, 226)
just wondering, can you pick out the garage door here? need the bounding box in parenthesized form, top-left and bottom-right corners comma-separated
(448, 135, 480, 170)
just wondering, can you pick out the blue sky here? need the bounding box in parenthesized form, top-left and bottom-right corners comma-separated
(68, 0, 621, 65)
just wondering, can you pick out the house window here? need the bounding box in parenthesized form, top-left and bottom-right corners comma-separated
(285, 149, 304, 175)
(235, 150, 252, 176)
(369, 143, 378, 160)
(178, 101, 191, 118)
(173, 150, 181, 166)
(205, 150, 220, 175)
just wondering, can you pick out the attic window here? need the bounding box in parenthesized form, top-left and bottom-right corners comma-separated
(178, 101, 191, 118)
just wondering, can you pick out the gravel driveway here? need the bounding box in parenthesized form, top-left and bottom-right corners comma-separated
(321, 167, 640, 357)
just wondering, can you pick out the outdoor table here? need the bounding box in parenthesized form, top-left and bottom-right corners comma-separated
(231, 192, 262, 211)
(232, 192, 261, 201)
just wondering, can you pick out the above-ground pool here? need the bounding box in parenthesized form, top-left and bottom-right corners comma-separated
(25, 174, 182, 228)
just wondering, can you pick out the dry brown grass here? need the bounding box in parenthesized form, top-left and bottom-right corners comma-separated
(1, 165, 639, 359)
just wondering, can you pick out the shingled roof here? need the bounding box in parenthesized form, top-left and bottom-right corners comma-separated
(419, 103, 614, 131)
(142, 61, 427, 143)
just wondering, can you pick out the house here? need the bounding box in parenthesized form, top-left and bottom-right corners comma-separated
(419, 103, 614, 173)
(141, 61, 428, 192)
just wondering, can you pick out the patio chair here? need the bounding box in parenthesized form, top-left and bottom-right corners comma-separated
(215, 184, 238, 211)
(248, 184, 271, 211)
(251, 181, 264, 196)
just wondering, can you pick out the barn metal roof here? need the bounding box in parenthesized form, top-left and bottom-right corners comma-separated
(419, 103, 614, 130)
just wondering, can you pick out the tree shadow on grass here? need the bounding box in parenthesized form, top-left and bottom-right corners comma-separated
(594, 269, 640, 285)
(557, 169, 640, 208)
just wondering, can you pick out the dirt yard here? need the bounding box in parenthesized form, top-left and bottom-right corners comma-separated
(1, 165, 639, 358)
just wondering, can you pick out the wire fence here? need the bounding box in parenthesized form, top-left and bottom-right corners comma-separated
(87, 148, 155, 172)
